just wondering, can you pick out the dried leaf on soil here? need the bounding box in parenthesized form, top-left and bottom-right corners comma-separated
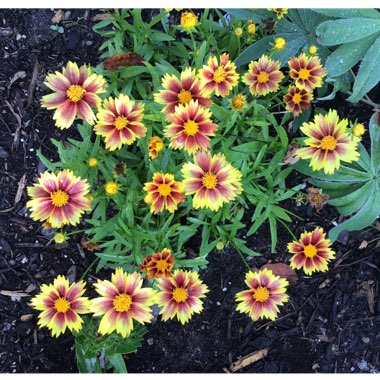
(8, 71, 26, 88)
(103, 52, 144, 71)
(92, 13, 114, 21)
(14, 173, 27, 205)
(230, 348, 269, 372)
(254, 263, 298, 284)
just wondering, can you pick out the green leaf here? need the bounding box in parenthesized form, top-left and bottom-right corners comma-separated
(222, 8, 263, 23)
(328, 181, 370, 207)
(312, 9, 380, 19)
(271, 35, 307, 66)
(235, 36, 274, 66)
(324, 34, 379, 77)
(316, 18, 380, 46)
(120, 66, 148, 78)
(347, 36, 380, 103)
(108, 353, 127, 373)
(369, 113, 380, 173)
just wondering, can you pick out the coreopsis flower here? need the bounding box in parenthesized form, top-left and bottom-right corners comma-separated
(143, 173, 185, 214)
(30, 276, 90, 337)
(148, 136, 164, 159)
(268, 8, 288, 19)
(53, 232, 66, 244)
(230, 93, 247, 111)
(283, 86, 313, 117)
(243, 55, 284, 96)
(296, 109, 360, 174)
(41, 61, 107, 129)
(236, 269, 289, 321)
(308, 45, 318, 55)
(181, 11, 198, 30)
(199, 53, 240, 97)
(234, 27, 243, 37)
(105, 181, 118, 196)
(88, 157, 98, 167)
(352, 123, 366, 137)
(181, 151, 243, 212)
(94, 94, 146, 151)
(164, 100, 218, 155)
(26, 170, 91, 228)
(288, 53, 327, 92)
(156, 270, 209, 324)
(139, 248, 175, 279)
(306, 187, 329, 211)
(91, 268, 157, 338)
(274, 37, 286, 50)
(154, 67, 212, 120)
(288, 227, 336, 275)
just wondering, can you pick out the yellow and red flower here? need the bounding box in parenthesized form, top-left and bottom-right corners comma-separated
(156, 270, 209, 325)
(91, 268, 157, 338)
(243, 55, 284, 96)
(182, 152, 243, 212)
(148, 136, 164, 159)
(41, 61, 107, 129)
(283, 86, 313, 117)
(199, 53, 239, 97)
(143, 173, 185, 214)
(26, 170, 91, 228)
(139, 248, 175, 279)
(288, 53, 327, 92)
(236, 268, 289, 321)
(94, 94, 146, 151)
(230, 93, 247, 111)
(154, 67, 212, 119)
(296, 109, 360, 174)
(30, 275, 90, 337)
(288, 227, 336, 275)
(164, 100, 218, 155)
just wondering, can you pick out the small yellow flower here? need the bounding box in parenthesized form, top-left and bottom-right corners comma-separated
(274, 37, 286, 50)
(181, 11, 198, 30)
(308, 45, 318, 55)
(230, 93, 246, 111)
(235, 27, 243, 37)
(105, 181, 118, 196)
(88, 158, 98, 167)
(53, 233, 66, 244)
(216, 241, 225, 251)
(148, 136, 164, 159)
(352, 123, 366, 137)
(247, 23, 256, 35)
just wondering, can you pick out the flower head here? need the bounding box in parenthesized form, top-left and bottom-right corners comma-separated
(230, 93, 247, 111)
(181, 151, 243, 212)
(27, 170, 91, 228)
(156, 270, 209, 324)
(288, 53, 327, 92)
(139, 248, 175, 279)
(243, 55, 284, 96)
(144, 173, 185, 214)
(91, 268, 157, 338)
(288, 227, 335, 275)
(308, 45, 318, 55)
(41, 61, 107, 129)
(181, 11, 198, 30)
(199, 53, 240, 97)
(235, 27, 243, 37)
(148, 136, 164, 159)
(164, 100, 218, 155)
(352, 123, 366, 137)
(30, 276, 90, 337)
(247, 23, 256, 35)
(268, 8, 288, 19)
(236, 269, 289, 321)
(105, 181, 118, 196)
(296, 109, 360, 174)
(306, 187, 329, 211)
(274, 37, 286, 50)
(154, 67, 212, 120)
(283, 86, 313, 117)
(88, 157, 98, 167)
(53, 232, 66, 244)
(94, 94, 146, 151)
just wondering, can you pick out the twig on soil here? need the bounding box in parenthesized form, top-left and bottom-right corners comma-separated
(229, 348, 269, 372)
(14, 173, 27, 205)
(5, 100, 23, 151)
(27, 59, 40, 108)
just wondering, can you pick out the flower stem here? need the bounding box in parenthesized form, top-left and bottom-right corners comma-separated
(278, 218, 297, 240)
(80, 257, 100, 281)
(234, 245, 251, 271)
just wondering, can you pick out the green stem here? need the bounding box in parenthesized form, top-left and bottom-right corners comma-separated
(278, 218, 297, 240)
(80, 257, 100, 281)
(66, 229, 87, 236)
(235, 245, 251, 272)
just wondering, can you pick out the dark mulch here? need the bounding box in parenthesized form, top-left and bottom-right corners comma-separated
(0, 9, 379, 374)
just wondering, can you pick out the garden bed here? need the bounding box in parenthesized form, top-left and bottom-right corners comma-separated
(0, 9, 379, 374)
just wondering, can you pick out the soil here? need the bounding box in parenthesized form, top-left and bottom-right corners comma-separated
(1, 9, 379, 374)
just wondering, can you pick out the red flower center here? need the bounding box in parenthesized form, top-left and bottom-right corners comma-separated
(66, 85, 86, 102)
(172, 287, 188, 303)
(253, 286, 270, 302)
(113, 293, 132, 312)
(54, 297, 71, 313)
(51, 190, 70, 207)
(304, 244, 317, 258)
(213, 66, 227, 83)
(178, 89, 193, 104)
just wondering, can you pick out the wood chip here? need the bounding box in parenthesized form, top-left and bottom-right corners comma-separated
(20, 314, 34, 321)
(14, 173, 27, 205)
(51, 9, 64, 24)
(0, 290, 30, 297)
(27, 60, 40, 107)
(229, 348, 268, 372)
(92, 13, 114, 21)
(8, 71, 26, 89)
(358, 240, 368, 250)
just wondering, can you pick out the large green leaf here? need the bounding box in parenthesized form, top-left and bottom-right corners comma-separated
(313, 9, 380, 19)
(369, 113, 380, 173)
(347, 36, 380, 103)
(222, 8, 263, 23)
(324, 34, 379, 77)
(316, 18, 380, 46)
(234, 36, 274, 66)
